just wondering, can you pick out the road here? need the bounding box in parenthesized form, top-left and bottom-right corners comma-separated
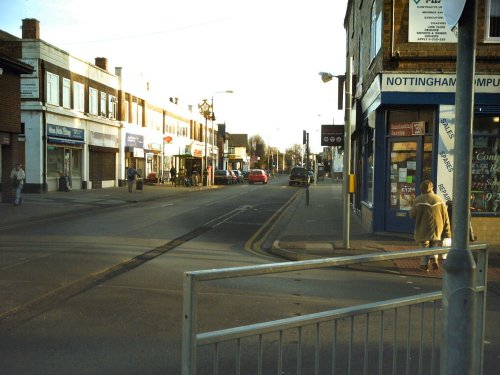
(0, 176, 498, 374)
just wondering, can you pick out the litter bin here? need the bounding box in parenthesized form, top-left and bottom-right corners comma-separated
(58, 176, 69, 192)
(136, 178, 143, 191)
(202, 170, 209, 186)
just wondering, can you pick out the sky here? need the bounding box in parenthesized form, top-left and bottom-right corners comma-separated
(1, 0, 348, 152)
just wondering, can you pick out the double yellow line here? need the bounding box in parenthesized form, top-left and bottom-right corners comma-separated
(244, 189, 303, 257)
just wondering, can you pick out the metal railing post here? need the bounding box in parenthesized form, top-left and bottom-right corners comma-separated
(181, 273, 198, 375)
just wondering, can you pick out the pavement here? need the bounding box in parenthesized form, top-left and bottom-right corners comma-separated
(268, 178, 500, 287)
(1, 177, 499, 287)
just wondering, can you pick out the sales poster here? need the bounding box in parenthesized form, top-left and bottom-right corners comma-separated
(399, 182, 416, 211)
(436, 105, 455, 202)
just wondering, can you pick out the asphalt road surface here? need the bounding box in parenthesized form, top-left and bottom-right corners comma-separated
(1, 177, 498, 374)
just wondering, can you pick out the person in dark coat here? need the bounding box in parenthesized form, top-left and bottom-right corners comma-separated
(127, 166, 140, 192)
(170, 166, 177, 186)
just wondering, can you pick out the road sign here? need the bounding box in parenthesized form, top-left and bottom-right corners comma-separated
(321, 125, 344, 147)
(441, 0, 466, 28)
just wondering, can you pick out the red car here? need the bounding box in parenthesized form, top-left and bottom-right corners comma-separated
(248, 169, 268, 184)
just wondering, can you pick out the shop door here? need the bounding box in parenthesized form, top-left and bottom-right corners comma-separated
(385, 139, 420, 233)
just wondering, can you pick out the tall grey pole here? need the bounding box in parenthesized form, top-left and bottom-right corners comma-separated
(343, 57, 353, 249)
(441, 1, 478, 374)
(306, 132, 310, 206)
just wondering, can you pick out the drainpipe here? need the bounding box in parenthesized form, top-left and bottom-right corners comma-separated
(40, 60, 47, 192)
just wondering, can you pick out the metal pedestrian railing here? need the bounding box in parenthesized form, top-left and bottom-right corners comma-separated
(182, 244, 487, 375)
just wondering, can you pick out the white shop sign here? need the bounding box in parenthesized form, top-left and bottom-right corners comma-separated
(382, 74, 500, 94)
(409, 0, 457, 43)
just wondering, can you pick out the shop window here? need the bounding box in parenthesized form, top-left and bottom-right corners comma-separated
(46, 72, 59, 106)
(89, 88, 98, 115)
(470, 116, 499, 213)
(47, 147, 64, 177)
(108, 95, 117, 119)
(131, 102, 138, 124)
(62, 78, 71, 108)
(387, 108, 434, 135)
(74, 82, 84, 112)
(486, 0, 500, 42)
(370, 0, 382, 62)
(100, 92, 107, 117)
(71, 149, 82, 177)
(365, 127, 374, 205)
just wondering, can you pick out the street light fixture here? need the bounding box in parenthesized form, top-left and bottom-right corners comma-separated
(198, 99, 212, 186)
(319, 57, 352, 249)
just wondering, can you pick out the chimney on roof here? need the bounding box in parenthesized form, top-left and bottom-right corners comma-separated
(22, 18, 40, 39)
(95, 57, 108, 71)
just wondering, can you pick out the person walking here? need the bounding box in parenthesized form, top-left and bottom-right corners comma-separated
(409, 179, 451, 271)
(10, 162, 26, 206)
(170, 166, 177, 186)
(127, 166, 140, 192)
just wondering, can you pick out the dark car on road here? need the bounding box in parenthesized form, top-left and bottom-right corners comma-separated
(289, 166, 308, 186)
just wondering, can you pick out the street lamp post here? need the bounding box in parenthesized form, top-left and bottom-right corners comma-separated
(319, 59, 352, 249)
(198, 99, 211, 186)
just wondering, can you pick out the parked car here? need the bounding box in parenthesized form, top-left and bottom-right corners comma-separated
(214, 170, 232, 185)
(228, 170, 238, 184)
(289, 166, 308, 186)
(248, 169, 268, 184)
(242, 171, 250, 181)
(233, 170, 244, 183)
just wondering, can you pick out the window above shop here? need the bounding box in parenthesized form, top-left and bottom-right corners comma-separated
(46, 72, 59, 106)
(485, 0, 500, 42)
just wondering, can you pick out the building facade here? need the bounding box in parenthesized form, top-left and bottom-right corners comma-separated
(0, 19, 222, 193)
(345, 0, 500, 245)
(0, 36, 34, 203)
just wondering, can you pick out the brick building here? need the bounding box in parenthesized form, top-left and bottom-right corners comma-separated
(0, 19, 220, 193)
(344, 0, 500, 244)
(0, 33, 34, 203)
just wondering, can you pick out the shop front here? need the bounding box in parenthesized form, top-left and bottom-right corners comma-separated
(88, 131, 119, 189)
(46, 124, 84, 191)
(124, 133, 145, 180)
(363, 73, 500, 237)
(145, 142, 162, 182)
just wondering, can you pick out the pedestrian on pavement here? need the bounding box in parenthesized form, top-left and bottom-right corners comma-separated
(170, 166, 177, 186)
(409, 179, 451, 271)
(10, 162, 26, 206)
(191, 165, 199, 186)
(127, 166, 140, 192)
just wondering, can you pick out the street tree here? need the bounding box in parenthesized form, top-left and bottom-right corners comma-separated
(285, 144, 303, 170)
(248, 135, 267, 168)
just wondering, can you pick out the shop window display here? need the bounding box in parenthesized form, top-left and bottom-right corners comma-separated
(471, 116, 499, 213)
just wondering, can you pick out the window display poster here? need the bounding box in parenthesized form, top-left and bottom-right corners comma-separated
(399, 168, 408, 182)
(437, 105, 455, 202)
(399, 182, 416, 211)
